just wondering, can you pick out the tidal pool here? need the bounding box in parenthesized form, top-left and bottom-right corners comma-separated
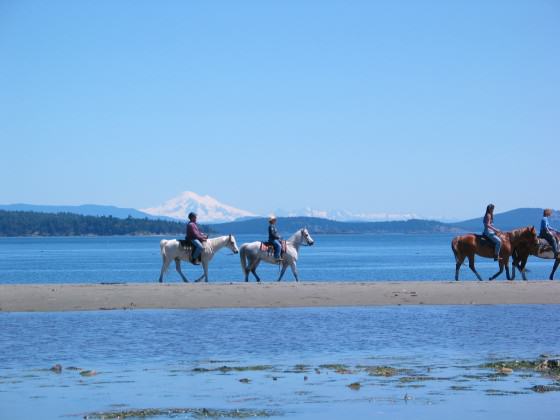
(1, 306, 559, 419)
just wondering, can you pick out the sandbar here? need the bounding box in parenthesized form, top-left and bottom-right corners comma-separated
(1, 281, 560, 312)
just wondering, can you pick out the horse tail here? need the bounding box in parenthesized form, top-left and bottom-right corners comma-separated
(160, 240, 169, 271)
(239, 244, 248, 276)
(451, 237, 461, 264)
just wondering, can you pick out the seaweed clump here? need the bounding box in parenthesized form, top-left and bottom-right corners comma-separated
(83, 407, 281, 419)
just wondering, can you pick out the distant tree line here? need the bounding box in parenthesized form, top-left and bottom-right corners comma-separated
(0, 210, 206, 237)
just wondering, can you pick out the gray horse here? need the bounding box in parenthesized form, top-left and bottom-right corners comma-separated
(239, 228, 314, 282)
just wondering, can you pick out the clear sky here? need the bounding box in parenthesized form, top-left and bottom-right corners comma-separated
(1, 0, 558, 219)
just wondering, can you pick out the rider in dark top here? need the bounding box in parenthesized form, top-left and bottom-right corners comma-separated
(268, 215, 282, 261)
(540, 208, 559, 258)
(186, 212, 207, 265)
(483, 204, 502, 261)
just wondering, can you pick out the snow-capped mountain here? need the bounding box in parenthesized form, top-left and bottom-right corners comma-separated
(274, 207, 419, 222)
(141, 191, 258, 223)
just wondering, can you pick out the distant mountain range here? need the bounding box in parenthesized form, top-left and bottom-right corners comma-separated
(1, 191, 557, 236)
(0, 192, 428, 223)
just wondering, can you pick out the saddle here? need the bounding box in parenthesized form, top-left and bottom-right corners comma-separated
(475, 234, 496, 249)
(260, 240, 287, 256)
(179, 239, 201, 264)
(537, 237, 554, 253)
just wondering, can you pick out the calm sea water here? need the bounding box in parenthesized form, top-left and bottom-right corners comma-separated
(1, 306, 559, 419)
(0, 234, 556, 283)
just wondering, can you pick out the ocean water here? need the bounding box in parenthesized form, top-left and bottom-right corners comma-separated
(1, 306, 559, 419)
(0, 234, 556, 284)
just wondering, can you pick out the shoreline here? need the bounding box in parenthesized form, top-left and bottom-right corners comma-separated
(1, 281, 560, 312)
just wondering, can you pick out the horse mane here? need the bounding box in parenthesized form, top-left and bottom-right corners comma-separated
(508, 226, 533, 241)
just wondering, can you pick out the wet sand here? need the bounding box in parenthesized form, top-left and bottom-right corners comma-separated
(1, 281, 560, 312)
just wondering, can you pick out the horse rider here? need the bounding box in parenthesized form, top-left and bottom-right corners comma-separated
(268, 215, 283, 262)
(186, 212, 207, 265)
(483, 204, 502, 261)
(540, 209, 559, 259)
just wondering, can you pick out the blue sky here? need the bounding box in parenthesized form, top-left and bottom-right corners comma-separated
(1, 0, 558, 219)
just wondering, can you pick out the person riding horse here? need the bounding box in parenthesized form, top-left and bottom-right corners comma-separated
(540, 208, 559, 259)
(268, 215, 283, 262)
(483, 204, 502, 261)
(186, 212, 207, 265)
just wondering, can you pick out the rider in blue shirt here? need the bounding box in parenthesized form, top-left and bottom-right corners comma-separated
(540, 208, 559, 258)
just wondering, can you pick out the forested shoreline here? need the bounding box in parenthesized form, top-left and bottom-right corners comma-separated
(0, 210, 187, 237)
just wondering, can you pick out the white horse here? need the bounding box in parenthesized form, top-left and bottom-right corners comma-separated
(239, 228, 315, 282)
(158, 235, 239, 283)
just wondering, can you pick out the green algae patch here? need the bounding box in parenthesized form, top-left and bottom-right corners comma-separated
(481, 358, 560, 380)
(192, 365, 272, 374)
(530, 385, 560, 393)
(83, 407, 282, 419)
(293, 364, 310, 373)
(399, 376, 439, 383)
(481, 360, 539, 371)
(357, 365, 406, 377)
(319, 364, 353, 374)
(450, 385, 473, 391)
(80, 370, 97, 377)
(347, 382, 361, 390)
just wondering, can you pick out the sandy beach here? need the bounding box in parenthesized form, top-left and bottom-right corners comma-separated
(0, 281, 559, 312)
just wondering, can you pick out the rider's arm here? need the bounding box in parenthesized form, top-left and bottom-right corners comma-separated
(192, 224, 207, 241)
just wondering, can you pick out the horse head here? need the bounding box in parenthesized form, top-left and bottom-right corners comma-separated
(511, 226, 539, 249)
(301, 228, 315, 246)
(227, 234, 239, 254)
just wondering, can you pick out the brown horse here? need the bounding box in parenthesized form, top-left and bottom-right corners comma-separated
(511, 232, 560, 281)
(451, 226, 539, 281)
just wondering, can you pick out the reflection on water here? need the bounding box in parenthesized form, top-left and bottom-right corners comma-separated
(1, 306, 559, 419)
(0, 234, 557, 283)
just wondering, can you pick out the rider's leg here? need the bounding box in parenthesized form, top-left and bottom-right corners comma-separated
(488, 232, 501, 260)
(192, 239, 203, 261)
(273, 240, 282, 260)
(542, 231, 559, 258)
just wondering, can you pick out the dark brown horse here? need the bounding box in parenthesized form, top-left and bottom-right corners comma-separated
(451, 226, 539, 281)
(511, 231, 560, 281)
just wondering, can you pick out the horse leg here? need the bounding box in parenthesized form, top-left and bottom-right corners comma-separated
(550, 260, 559, 280)
(455, 256, 465, 281)
(202, 261, 209, 282)
(504, 257, 512, 281)
(277, 262, 289, 282)
(290, 261, 299, 282)
(489, 262, 504, 281)
(249, 258, 261, 282)
(468, 255, 482, 281)
(243, 255, 252, 282)
(174, 259, 189, 283)
(159, 257, 171, 283)
(519, 257, 528, 281)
